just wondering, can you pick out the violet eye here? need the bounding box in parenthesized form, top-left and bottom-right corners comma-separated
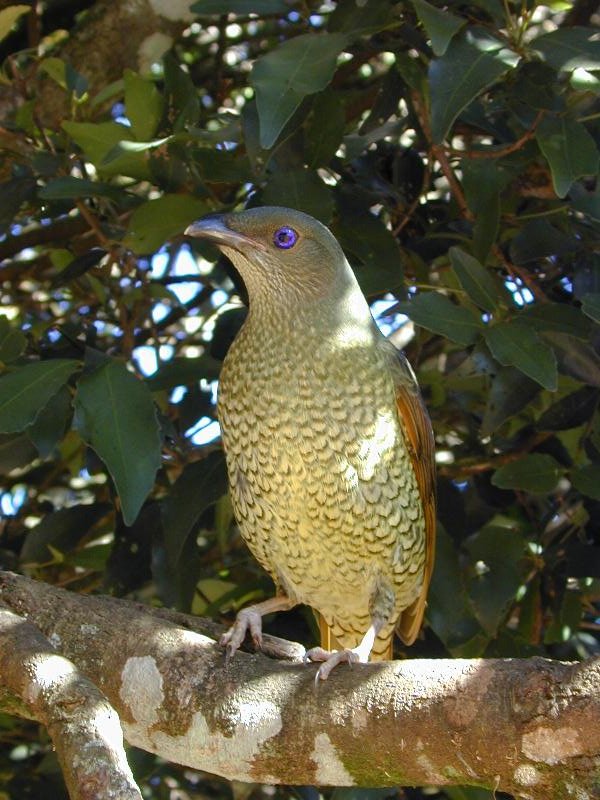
(273, 226, 298, 249)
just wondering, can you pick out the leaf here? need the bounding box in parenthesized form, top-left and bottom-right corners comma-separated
(0, 5, 29, 43)
(396, 292, 483, 346)
(582, 293, 600, 324)
(258, 169, 333, 223)
(20, 503, 112, 564)
(38, 176, 122, 201)
(0, 360, 80, 433)
(0, 432, 38, 472)
(27, 385, 73, 458)
(520, 303, 591, 340)
(124, 194, 208, 254)
(124, 69, 164, 141)
(190, 0, 289, 13)
(62, 120, 149, 179)
(334, 214, 404, 296)
(461, 159, 508, 261)
(509, 218, 577, 264)
(484, 322, 557, 390)
(251, 32, 348, 149)
(492, 453, 562, 493)
(532, 27, 600, 73)
(328, 0, 394, 35)
(74, 358, 161, 525)
(481, 366, 541, 436)
(161, 451, 229, 568)
(427, 526, 488, 657)
(537, 386, 599, 432)
(429, 28, 517, 142)
(571, 464, 600, 501)
(449, 247, 500, 312)
(410, 0, 464, 56)
(305, 90, 346, 168)
(0, 176, 36, 235)
(466, 521, 525, 636)
(544, 332, 600, 388)
(0, 317, 26, 363)
(536, 117, 599, 198)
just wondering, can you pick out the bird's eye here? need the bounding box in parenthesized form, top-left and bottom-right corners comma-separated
(273, 226, 298, 250)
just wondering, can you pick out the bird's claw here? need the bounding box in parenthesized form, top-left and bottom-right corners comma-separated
(220, 608, 263, 662)
(305, 646, 361, 682)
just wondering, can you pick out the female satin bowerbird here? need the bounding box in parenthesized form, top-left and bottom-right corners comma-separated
(186, 206, 436, 680)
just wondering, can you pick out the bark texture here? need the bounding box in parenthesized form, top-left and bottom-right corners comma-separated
(0, 571, 599, 800)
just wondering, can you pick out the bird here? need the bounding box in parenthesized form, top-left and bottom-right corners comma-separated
(185, 206, 436, 680)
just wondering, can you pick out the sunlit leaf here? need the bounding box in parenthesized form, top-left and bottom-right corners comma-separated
(251, 32, 348, 149)
(429, 28, 517, 142)
(0, 5, 29, 43)
(396, 292, 484, 346)
(484, 322, 557, 390)
(532, 27, 600, 72)
(411, 0, 464, 56)
(124, 69, 164, 141)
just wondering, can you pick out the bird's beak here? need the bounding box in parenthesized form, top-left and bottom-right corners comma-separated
(185, 214, 267, 252)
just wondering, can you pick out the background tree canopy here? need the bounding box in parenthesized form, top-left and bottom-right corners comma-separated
(0, 0, 599, 797)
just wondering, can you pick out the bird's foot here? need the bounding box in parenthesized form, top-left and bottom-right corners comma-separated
(305, 645, 363, 682)
(220, 608, 263, 661)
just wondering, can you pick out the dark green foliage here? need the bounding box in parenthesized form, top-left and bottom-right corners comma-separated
(0, 0, 599, 797)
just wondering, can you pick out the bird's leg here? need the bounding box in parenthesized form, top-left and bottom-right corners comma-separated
(220, 595, 296, 660)
(306, 618, 384, 681)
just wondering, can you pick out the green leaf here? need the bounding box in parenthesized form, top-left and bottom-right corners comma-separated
(74, 359, 161, 525)
(509, 218, 577, 264)
(334, 214, 404, 296)
(396, 292, 484, 346)
(305, 90, 346, 168)
(532, 27, 600, 73)
(0, 360, 80, 433)
(410, 0, 464, 56)
(21, 504, 111, 564)
(251, 32, 348, 149)
(537, 386, 599, 432)
(429, 28, 517, 142)
(520, 303, 591, 340)
(582, 293, 600, 324)
(27, 385, 73, 458)
(190, 0, 289, 13)
(62, 120, 133, 163)
(124, 69, 164, 141)
(571, 464, 600, 501)
(162, 451, 229, 568)
(466, 521, 525, 636)
(258, 169, 333, 223)
(536, 117, 599, 198)
(327, 0, 394, 35)
(484, 322, 557, 390)
(427, 526, 488, 657)
(492, 453, 562, 493)
(449, 247, 501, 312)
(544, 332, 600, 388)
(461, 159, 507, 261)
(0, 432, 38, 473)
(0, 5, 29, 43)
(481, 366, 541, 436)
(0, 317, 26, 363)
(124, 194, 208, 254)
(0, 176, 36, 235)
(38, 176, 122, 201)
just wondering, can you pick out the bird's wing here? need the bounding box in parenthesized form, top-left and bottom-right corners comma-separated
(391, 351, 437, 645)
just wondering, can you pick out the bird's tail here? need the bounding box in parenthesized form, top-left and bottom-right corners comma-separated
(318, 614, 393, 661)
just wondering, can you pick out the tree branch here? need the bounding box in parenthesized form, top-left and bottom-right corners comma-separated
(0, 599, 142, 800)
(0, 572, 598, 798)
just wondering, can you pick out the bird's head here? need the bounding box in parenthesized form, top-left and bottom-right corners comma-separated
(185, 206, 358, 308)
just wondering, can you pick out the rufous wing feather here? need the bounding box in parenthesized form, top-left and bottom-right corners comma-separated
(393, 354, 437, 645)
